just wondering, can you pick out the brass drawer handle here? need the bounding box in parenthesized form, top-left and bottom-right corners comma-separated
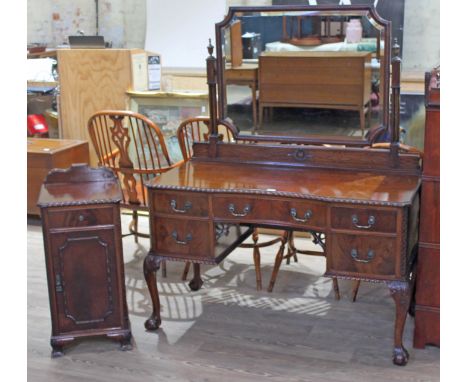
(171, 231, 193, 245)
(290, 208, 312, 223)
(351, 214, 376, 229)
(228, 203, 251, 217)
(170, 199, 192, 214)
(350, 248, 375, 263)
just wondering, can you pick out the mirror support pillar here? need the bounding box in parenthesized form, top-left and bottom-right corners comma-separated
(206, 39, 219, 158)
(390, 53, 401, 160)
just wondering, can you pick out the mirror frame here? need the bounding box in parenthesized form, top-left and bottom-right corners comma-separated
(214, 4, 392, 146)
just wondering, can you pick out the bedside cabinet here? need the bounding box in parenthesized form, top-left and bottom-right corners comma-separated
(37, 164, 132, 357)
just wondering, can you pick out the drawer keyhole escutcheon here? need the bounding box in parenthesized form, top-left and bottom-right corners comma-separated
(290, 208, 312, 223)
(228, 203, 251, 217)
(288, 148, 312, 162)
(350, 248, 375, 263)
(171, 231, 193, 245)
(170, 199, 192, 213)
(55, 274, 63, 293)
(351, 214, 375, 229)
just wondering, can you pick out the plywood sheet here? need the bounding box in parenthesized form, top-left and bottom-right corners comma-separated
(58, 49, 143, 165)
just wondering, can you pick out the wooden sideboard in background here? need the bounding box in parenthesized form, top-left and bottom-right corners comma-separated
(413, 68, 440, 348)
(27, 138, 89, 215)
(258, 51, 372, 132)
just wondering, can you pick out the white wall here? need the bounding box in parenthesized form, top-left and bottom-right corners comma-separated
(27, 0, 146, 48)
(145, 0, 227, 68)
(28, 0, 439, 71)
(402, 0, 440, 73)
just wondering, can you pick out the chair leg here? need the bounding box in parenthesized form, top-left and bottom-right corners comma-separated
(182, 262, 191, 281)
(259, 104, 264, 129)
(188, 263, 203, 291)
(134, 211, 139, 243)
(286, 232, 298, 264)
(252, 228, 262, 291)
(359, 108, 365, 136)
(367, 101, 372, 127)
(332, 277, 340, 300)
(351, 280, 361, 302)
(161, 260, 167, 278)
(286, 247, 292, 265)
(268, 231, 289, 293)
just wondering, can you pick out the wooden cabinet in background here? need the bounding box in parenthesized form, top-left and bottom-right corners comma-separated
(413, 68, 440, 348)
(27, 138, 89, 215)
(37, 165, 132, 357)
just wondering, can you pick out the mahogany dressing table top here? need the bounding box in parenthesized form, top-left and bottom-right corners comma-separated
(146, 159, 420, 207)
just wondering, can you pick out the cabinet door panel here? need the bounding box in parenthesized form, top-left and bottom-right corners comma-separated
(49, 228, 123, 333)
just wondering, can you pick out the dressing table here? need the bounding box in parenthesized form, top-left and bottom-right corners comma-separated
(143, 5, 422, 366)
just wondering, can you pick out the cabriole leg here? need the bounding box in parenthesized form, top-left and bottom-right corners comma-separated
(387, 280, 413, 366)
(143, 251, 162, 330)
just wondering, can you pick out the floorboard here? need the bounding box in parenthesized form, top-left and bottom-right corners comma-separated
(27, 215, 439, 382)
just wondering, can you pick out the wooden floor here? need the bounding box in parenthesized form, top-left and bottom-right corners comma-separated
(28, 214, 439, 382)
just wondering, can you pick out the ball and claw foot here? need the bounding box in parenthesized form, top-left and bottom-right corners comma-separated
(392, 346, 409, 366)
(188, 277, 204, 291)
(144, 314, 161, 331)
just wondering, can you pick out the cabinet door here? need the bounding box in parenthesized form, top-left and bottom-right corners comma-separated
(49, 228, 124, 334)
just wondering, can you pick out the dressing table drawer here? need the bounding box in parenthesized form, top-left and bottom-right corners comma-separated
(330, 207, 397, 233)
(327, 233, 397, 278)
(153, 217, 211, 260)
(212, 196, 326, 229)
(152, 191, 209, 217)
(47, 206, 114, 229)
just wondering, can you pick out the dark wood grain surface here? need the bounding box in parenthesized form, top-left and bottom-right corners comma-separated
(413, 69, 440, 348)
(146, 160, 420, 206)
(37, 165, 131, 357)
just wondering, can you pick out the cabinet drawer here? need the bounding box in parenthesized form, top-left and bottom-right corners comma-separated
(327, 233, 397, 278)
(212, 196, 326, 229)
(330, 207, 397, 233)
(152, 191, 209, 217)
(47, 206, 114, 229)
(154, 217, 211, 260)
(225, 68, 256, 82)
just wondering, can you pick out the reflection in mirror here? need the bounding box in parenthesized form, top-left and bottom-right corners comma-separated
(220, 9, 387, 141)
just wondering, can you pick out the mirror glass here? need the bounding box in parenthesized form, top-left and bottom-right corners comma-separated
(217, 7, 389, 143)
